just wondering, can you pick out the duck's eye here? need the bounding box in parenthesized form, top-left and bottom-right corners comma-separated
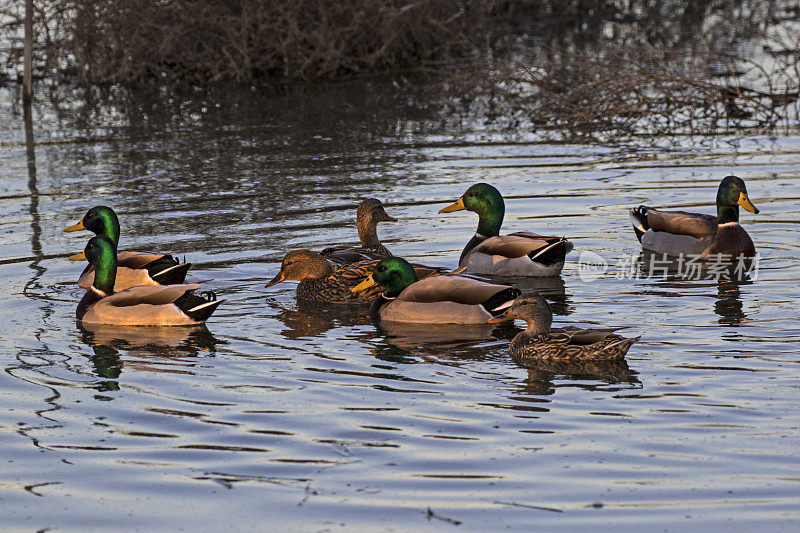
(377, 265, 386, 272)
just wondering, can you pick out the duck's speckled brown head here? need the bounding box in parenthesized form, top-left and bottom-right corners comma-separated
(266, 250, 334, 287)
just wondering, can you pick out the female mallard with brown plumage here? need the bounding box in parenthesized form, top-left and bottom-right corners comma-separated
(70, 236, 221, 326)
(491, 294, 639, 362)
(629, 175, 759, 260)
(65, 206, 190, 291)
(321, 199, 398, 265)
(438, 183, 573, 276)
(267, 249, 446, 304)
(351, 256, 521, 324)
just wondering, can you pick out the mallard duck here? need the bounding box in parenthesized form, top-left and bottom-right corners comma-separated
(320, 199, 398, 265)
(266, 249, 446, 303)
(629, 175, 759, 260)
(490, 294, 639, 362)
(351, 256, 521, 324)
(69, 236, 221, 326)
(438, 183, 573, 276)
(65, 206, 190, 291)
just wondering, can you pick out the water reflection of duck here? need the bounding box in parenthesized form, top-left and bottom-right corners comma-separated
(516, 358, 641, 396)
(64, 205, 191, 291)
(80, 321, 218, 352)
(272, 299, 372, 340)
(629, 175, 759, 260)
(367, 323, 509, 365)
(80, 322, 218, 379)
(438, 183, 573, 276)
(69, 236, 222, 326)
(320, 199, 397, 265)
(492, 294, 639, 362)
(377, 321, 497, 351)
(715, 278, 749, 325)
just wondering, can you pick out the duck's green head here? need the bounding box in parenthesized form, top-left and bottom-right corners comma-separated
(64, 206, 121, 246)
(351, 257, 419, 298)
(438, 183, 505, 237)
(716, 176, 759, 224)
(69, 235, 117, 294)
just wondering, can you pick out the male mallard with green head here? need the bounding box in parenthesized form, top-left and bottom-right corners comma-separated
(65, 206, 190, 291)
(352, 256, 521, 324)
(438, 183, 573, 276)
(629, 175, 759, 260)
(70, 236, 221, 326)
(491, 294, 639, 362)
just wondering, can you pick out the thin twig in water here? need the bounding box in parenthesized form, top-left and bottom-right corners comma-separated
(425, 507, 462, 525)
(493, 499, 563, 513)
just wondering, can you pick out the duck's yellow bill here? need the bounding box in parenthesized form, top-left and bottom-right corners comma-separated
(438, 197, 465, 214)
(64, 220, 85, 233)
(737, 192, 759, 214)
(68, 251, 86, 261)
(265, 270, 286, 287)
(488, 308, 516, 323)
(351, 274, 377, 293)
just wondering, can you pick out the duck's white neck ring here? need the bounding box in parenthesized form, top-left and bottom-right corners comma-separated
(90, 286, 109, 298)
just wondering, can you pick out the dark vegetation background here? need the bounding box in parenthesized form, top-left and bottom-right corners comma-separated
(1, 0, 798, 140)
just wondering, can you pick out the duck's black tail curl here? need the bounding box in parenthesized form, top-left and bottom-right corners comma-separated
(629, 205, 652, 243)
(149, 256, 192, 284)
(530, 238, 570, 266)
(174, 290, 222, 322)
(483, 287, 522, 317)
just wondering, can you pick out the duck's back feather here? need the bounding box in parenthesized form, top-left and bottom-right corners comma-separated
(321, 244, 391, 267)
(78, 250, 189, 291)
(645, 209, 717, 238)
(378, 275, 520, 324)
(471, 234, 569, 261)
(641, 230, 713, 256)
(397, 275, 512, 305)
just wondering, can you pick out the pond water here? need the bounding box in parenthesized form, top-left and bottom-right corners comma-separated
(0, 82, 798, 531)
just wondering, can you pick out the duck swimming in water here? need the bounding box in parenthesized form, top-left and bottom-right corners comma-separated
(64, 206, 190, 291)
(629, 175, 759, 260)
(70, 236, 220, 326)
(438, 183, 573, 276)
(352, 256, 521, 324)
(491, 294, 639, 362)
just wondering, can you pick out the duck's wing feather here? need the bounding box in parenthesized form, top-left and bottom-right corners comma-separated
(645, 209, 717, 238)
(397, 275, 512, 305)
(473, 234, 570, 260)
(332, 260, 379, 283)
(115, 250, 175, 269)
(550, 327, 620, 345)
(642, 231, 713, 256)
(101, 283, 202, 307)
(321, 245, 389, 266)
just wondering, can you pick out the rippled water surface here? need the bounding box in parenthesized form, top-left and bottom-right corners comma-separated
(1, 83, 798, 531)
